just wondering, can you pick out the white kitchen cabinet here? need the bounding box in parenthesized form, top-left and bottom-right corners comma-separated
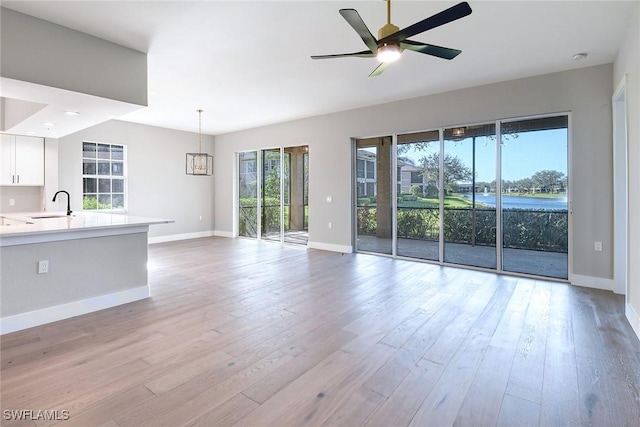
(0, 134, 45, 186)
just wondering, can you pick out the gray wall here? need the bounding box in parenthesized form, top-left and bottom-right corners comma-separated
(215, 64, 614, 281)
(1, 7, 147, 106)
(58, 120, 215, 238)
(614, 4, 640, 326)
(1, 232, 147, 316)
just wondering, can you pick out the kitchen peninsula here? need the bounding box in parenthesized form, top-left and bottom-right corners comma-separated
(0, 211, 173, 334)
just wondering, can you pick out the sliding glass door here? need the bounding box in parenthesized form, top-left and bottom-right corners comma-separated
(396, 130, 440, 261)
(284, 146, 309, 245)
(237, 146, 309, 245)
(261, 149, 282, 242)
(501, 116, 568, 279)
(238, 151, 258, 238)
(353, 114, 569, 280)
(355, 137, 392, 255)
(443, 124, 497, 269)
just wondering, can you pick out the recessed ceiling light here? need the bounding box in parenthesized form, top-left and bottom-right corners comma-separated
(573, 52, 588, 61)
(42, 122, 55, 127)
(65, 111, 81, 116)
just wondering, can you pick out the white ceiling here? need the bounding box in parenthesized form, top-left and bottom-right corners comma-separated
(2, 1, 637, 137)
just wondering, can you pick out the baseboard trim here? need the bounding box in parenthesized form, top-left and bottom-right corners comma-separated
(0, 286, 150, 335)
(307, 241, 353, 254)
(148, 230, 214, 244)
(626, 303, 640, 341)
(213, 230, 234, 238)
(570, 274, 614, 291)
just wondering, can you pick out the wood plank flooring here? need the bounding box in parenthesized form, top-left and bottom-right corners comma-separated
(2, 237, 639, 426)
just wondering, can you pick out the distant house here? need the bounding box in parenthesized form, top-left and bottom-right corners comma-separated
(398, 161, 426, 195)
(357, 152, 430, 197)
(356, 150, 377, 197)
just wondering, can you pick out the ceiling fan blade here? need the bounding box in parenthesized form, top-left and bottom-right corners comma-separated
(311, 50, 375, 60)
(379, 2, 472, 44)
(400, 40, 461, 60)
(369, 61, 392, 77)
(339, 9, 378, 53)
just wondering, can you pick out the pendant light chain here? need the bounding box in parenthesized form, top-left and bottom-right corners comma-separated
(198, 109, 203, 154)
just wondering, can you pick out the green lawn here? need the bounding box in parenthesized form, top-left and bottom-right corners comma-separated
(397, 194, 474, 208)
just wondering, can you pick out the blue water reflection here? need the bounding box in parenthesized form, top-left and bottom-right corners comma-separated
(464, 194, 568, 210)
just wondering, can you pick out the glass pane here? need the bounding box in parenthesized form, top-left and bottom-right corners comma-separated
(261, 149, 281, 241)
(98, 194, 111, 209)
(357, 159, 365, 178)
(83, 195, 97, 210)
(355, 137, 392, 255)
(98, 178, 111, 193)
(112, 179, 124, 193)
(396, 129, 440, 261)
(83, 160, 96, 175)
(83, 142, 96, 158)
(112, 162, 124, 176)
(366, 161, 375, 179)
(83, 177, 97, 193)
(501, 116, 568, 279)
(112, 194, 125, 209)
(443, 124, 497, 269)
(111, 145, 124, 160)
(238, 151, 258, 238)
(98, 161, 110, 175)
(97, 144, 111, 159)
(284, 146, 308, 245)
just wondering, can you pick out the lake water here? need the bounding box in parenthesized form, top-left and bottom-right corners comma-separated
(464, 194, 568, 210)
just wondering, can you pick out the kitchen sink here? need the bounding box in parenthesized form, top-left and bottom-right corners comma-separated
(30, 214, 73, 219)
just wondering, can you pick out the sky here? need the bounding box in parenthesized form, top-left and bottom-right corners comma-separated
(397, 128, 568, 183)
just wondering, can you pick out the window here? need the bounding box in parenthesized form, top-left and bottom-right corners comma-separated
(357, 159, 365, 178)
(411, 171, 423, 184)
(82, 142, 125, 210)
(366, 160, 375, 179)
(366, 182, 375, 196)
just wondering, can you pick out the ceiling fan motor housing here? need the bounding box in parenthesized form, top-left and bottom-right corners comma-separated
(378, 23, 400, 40)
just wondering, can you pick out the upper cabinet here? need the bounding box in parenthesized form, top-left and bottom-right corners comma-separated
(0, 134, 45, 186)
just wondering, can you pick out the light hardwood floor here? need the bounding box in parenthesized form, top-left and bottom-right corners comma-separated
(2, 237, 639, 426)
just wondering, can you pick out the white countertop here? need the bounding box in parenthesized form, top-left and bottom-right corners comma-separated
(0, 211, 173, 240)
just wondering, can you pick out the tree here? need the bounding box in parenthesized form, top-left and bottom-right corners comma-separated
(531, 170, 566, 193)
(410, 184, 422, 197)
(419, 153, 472, 193)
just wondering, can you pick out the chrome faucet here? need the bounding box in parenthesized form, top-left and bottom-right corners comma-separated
(52, 191, 72, 216)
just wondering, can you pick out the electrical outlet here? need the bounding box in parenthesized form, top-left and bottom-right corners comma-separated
(594, 241, 603, 252)
(9, 198, 15, 206)
(38, 260, 49, 274)
(328, 222, 333, 229)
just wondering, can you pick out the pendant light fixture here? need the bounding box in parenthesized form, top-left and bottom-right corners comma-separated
(186, 109, 213, 175)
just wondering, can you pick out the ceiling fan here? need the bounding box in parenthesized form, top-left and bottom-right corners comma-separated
(311, 1, 472, 77)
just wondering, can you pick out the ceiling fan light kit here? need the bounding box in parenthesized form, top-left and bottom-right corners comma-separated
(312, 0, 472, 76)
(377, 43, 401, 63)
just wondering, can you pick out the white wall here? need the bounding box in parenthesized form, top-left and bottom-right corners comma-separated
(614, 3, 640, 336)
(215, 64, 614, 283)
(0, 186, 41, 213)
(58, 120, 215, 239)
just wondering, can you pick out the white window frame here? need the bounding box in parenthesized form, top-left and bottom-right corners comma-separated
(82, 141, 127, 212)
